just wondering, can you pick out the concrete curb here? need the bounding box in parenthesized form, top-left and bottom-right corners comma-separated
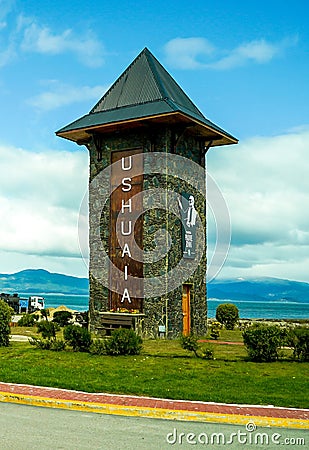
(0, 387, 308, 430)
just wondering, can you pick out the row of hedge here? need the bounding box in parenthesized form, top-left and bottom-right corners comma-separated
(29, 321, 143, 356)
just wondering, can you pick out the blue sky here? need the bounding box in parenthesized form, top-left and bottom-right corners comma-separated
(0, 0, 308, 282)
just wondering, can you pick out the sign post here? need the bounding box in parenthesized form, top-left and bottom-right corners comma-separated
(56, 48, 237, 337)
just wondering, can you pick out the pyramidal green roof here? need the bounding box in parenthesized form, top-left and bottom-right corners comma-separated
(56, 48, 237, 146)
(90, 47, 205, 118)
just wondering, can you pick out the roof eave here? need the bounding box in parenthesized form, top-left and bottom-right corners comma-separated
(56, 110, 238, 147)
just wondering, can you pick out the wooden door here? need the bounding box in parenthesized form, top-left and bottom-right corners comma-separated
(109, 149, 143, 311)
(182, 284, 191, 335)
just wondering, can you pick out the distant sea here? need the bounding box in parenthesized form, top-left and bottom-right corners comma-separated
(28, 293, 309, 320)
(208, 299, 309, 320)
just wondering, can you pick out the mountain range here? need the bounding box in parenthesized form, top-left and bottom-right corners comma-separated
(0, 269, 88, 295)
(0, 270, 308, 303)
(208, 277, 309, 304)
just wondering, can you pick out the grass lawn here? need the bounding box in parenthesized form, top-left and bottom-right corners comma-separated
(1, 332, 308, 409)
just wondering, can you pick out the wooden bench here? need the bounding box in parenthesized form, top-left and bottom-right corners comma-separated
(99, 312, 145, 336)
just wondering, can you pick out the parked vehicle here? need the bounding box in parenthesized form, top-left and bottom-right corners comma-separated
(0, 293, 45, 314)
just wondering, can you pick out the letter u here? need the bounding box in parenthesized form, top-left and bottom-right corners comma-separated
(121, 221, 132, 236)
(121, 156, 132, 171)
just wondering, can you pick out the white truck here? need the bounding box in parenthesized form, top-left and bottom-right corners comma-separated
(28, 296, 45, 311)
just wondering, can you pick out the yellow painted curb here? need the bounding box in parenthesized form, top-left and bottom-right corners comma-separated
(0, 391, 308, 430)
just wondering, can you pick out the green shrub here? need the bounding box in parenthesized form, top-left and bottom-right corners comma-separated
(180, 334, 214, 359)
(63, 325, 92, 352)
(0, 300, 12, 347)
(209, 321, 221, 340)
(29, 337, 66, 351)
(287, 327, 309, 361)
(29, 337, 51, 350)
(200, 346, 214, 360)
(216, 303, 239, 330)
(37, 321, 59, 339)
(104, 328, 142, 356)
(52, 311, 73, 327)
(180, 334, 199, 357)
(50, 339, 66, 351)
(18, 314, 35, 327)
(90, 339, 106, 355)
(243, 324, 283, 362)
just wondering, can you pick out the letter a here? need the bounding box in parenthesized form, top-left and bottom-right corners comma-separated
(122, 243, 132, 258)
(121, 288, 131, 303)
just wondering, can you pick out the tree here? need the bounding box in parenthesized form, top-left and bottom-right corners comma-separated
(216, 303, 239, 330)
(40, 309, 50, 321)
(180, 333, 214, 360)
(0, 300, 13, 347)
(18, 314, 35, 327)
(53, 311, 73, 327)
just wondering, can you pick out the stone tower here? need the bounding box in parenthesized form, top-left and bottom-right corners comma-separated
(56, 48, 237, 338)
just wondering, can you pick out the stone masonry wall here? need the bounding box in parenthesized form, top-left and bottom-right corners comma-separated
(87, 126, 207, 337)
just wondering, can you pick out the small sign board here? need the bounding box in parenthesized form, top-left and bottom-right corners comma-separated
(179, 193, 197, 259)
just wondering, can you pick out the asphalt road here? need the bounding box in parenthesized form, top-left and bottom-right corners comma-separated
(0, 403, 307, 449)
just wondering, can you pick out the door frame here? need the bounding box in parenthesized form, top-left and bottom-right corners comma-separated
(182, 284, 192, 336)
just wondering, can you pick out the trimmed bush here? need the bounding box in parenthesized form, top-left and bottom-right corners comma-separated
(18, 314, 35, 327)
(0, 300, 12, 347)
(63, 325, 92, 352)
(216, 303, 239, 330)
(287, 326, 309, 361)
(243, 324, 283, 362)
(104, 328, 142, 356)
(52, 311, 73, 327)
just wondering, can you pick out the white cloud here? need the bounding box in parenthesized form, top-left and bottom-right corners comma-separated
(0, 128, 308, 282)
(164, 37, 214, 69)
(209, 37, 297, 70)
(164, 36, 297, 70)
(28, 81, 107, 111)
(207, 127, 309, 281)
(1, 11, 105, 69)
(0, 144, 88, 259)
(19, 16, 104, 67)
